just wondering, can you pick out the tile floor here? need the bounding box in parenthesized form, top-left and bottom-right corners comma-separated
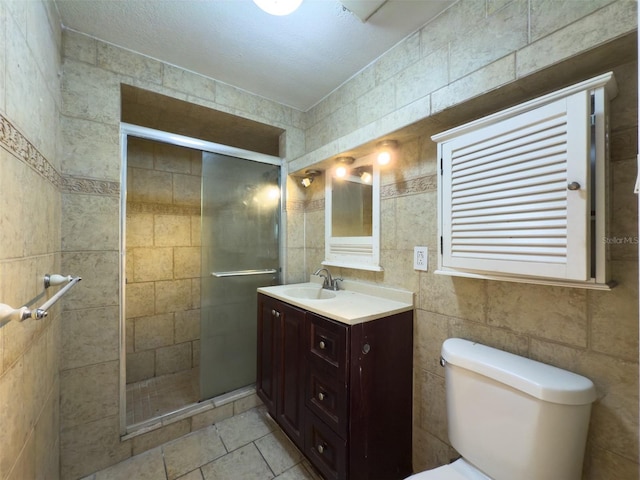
(82, 406, 322, 480)
(127, 369, 200, 425)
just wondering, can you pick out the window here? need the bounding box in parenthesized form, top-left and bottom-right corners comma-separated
(433, 73, 617, 289)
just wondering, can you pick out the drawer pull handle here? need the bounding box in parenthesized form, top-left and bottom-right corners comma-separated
(317, 443, 326, 454)
(318, 392, 325, 401)
(319, 340, 326, 349)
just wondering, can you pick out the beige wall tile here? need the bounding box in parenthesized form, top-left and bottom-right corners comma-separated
(61, 251, 119, 310)
(155, 215, 192, 247)
(173, 174, 201, 207)
(126, 282, 155, 318)
(449, 0, 527, 81)
(156, 342, 192, 376)
(174, 247, 201, 279)
(0, 359, 27, 479)
(127, 213, 154, 248)
(128, 168, 173, 204)
(62, 194, 119, 251)
(163, 64, 216, 102)
(132, 247, 173, 282)
(134, 313, 174, 351)
(60, 361, 119, 429)
(155, 279, 194, 313)
(97, 41, 162, 85)
(60, 415, 131, 479)
(127, 350, 155, 383)
(487, 281, 588, 346)
(62, 115, 120, 181)
(175, 309, 200, 343)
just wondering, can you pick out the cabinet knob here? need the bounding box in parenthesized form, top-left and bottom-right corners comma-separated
(271, 309, 276, 316)
(318, 392, 325, 401)
(317, 444, 326, 454)
(568, 181, 581, 191)
(319, 340, 326, 349)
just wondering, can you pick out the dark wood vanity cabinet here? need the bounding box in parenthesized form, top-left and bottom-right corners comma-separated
(257, 293, 413, 480)
(257, 294, 307, 449)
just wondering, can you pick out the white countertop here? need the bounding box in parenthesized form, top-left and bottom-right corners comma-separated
(258, 278, 414, 325)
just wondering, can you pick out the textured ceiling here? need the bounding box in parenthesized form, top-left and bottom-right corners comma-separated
(54, 0, 455, 111)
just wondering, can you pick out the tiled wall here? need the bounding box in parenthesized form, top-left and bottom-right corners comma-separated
(287, 2, 639, 478)
(58, 22, 301, 480)
(0, 0, 63, 479)
(2, 0, 633, 478)
(125, 137, 202, 384)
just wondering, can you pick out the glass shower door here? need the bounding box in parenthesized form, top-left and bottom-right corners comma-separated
(200, 152, 280, 400)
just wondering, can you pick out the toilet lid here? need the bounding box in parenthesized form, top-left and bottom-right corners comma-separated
(406, 459, 491, 480)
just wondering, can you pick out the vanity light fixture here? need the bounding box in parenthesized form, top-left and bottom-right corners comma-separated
(253, 0, 303, 15)
(300, 169, 321, 188)
(334, 156, 355, 178)
(355, 167, 373, 184)
(376, 140, 398, 166)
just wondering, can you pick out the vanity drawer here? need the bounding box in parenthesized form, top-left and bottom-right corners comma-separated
(307, 313, 348, 378)
(305, 410, 347, 480)
(307, 368, 348, 437)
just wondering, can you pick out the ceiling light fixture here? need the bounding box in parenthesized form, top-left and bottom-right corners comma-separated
(356, 168, 373, 184)
(376, 140, 398, 166)
(253, 0, 303, 16)
(335, 156, 355, 178)
(300, 169, 321, 188)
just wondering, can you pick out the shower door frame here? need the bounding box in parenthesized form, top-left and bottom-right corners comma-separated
(118, 123, 286, 436)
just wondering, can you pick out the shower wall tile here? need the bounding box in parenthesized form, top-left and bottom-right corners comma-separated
(163, 64, 216, 103)
(135, 313, 175, 351)
(125, 282, 155, 319)
(127, 213, 154, 248)
(127, 350, 155, 383)
(128, 168, 173, 204)
(154, 143, 196, 174)
(173, 174, 201, 206)
(174, 247, 201, 279)
(132, 247, 173, 282)
(174, 310, 200, 343)
(0, 358, 26, 479)
(156, 343, 192, 376)
(154, 215, 192, 247)
(155, 279, 193, 314)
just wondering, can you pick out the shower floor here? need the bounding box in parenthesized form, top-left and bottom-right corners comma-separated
(126, 368, 200, 425)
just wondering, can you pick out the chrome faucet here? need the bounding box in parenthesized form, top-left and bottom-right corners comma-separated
(313, 267, 342, 291)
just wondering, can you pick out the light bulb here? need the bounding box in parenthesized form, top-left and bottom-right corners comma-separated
(336, 165, 348, 178)
(377, 151, 391, 165)
(253, 0, 303, 16)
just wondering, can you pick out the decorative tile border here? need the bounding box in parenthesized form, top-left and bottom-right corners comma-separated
(61, 176, 120, 196)
(128, 201, 200, 217)
(381, 174, 437, 199)
(0, 112, 63, 187)
(1, 112, 121, 196)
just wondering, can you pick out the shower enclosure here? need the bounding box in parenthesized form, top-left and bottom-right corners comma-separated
(120, 124, 281, 431)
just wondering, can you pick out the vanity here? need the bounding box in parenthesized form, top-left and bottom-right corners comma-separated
(257, 279, 414, 480)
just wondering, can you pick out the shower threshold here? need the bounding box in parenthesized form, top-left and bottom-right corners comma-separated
(123, 370, 256, 441)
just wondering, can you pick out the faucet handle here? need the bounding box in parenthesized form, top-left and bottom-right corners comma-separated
(331, 278, 343, 291)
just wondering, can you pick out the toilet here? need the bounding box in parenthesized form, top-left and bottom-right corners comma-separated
(408, 338, 597, 480)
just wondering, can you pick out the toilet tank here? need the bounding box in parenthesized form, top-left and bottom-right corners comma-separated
(441, 338, 596, 480)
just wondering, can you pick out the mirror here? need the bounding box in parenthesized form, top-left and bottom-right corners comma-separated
(324, 153, 382, 271)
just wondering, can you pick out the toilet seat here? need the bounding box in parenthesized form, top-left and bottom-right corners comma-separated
(406, 459, 491, 480)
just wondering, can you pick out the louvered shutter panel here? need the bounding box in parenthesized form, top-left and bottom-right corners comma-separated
(439, 90, 591, 281)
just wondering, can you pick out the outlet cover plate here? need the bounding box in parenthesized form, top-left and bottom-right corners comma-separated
(414, 246, 428, 271)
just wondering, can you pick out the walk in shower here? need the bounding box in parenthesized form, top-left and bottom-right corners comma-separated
(120, 124, 281, 431)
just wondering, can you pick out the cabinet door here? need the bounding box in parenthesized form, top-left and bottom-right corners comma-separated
(257, 294, 278, 417)
(277, 302, 306, 450)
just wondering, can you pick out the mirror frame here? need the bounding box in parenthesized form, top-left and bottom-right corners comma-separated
(323, 152, 382, 271)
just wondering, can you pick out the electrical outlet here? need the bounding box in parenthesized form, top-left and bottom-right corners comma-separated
(414, 246, 428, 271)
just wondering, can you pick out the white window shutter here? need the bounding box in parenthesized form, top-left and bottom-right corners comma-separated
(440, 91, 590, 281)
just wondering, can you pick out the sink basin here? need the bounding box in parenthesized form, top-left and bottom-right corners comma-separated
(283, 287, 336, 300)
